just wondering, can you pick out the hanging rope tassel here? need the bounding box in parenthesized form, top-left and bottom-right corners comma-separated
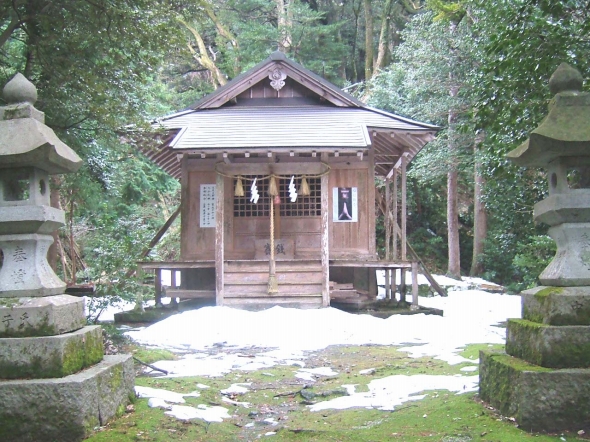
(299, 175, 310, 196)
(234, 176, 244, 197)
(268, 196, 279, 294)
(268, 174, 278, 196)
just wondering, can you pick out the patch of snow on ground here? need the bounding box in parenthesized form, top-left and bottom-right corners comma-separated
(122, 274, 521, 416)
(309, 374, 478, 412)
(135, 386, 186, 404)
(165, 404, 230, 422)
(126, 288, 520, 370)
(295, 367, 339, 381)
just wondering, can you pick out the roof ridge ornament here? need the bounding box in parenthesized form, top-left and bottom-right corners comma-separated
(269, 67, 287, 91)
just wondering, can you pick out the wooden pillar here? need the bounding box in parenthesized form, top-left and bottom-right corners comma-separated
(400, 268, 406, 302)
(171, 270, 177, 289)
(321, 166, 330, 307)
(385, 178, 391, 299)
(401, 155, 408, 261)
(215, 171, 224, 306)
(392, 169, 398, 260)
(368, 145, 376, 256)
(392, 267, 397, 302)
(155, 269, 162, 306)
(391, 169, 402, 301)
(411, 261, 419, 308)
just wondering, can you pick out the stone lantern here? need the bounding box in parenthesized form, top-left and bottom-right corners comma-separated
(0, 74, 134, 442)
(508, 63, 590, 286)
(0, 73, 82, 296)
(479, 63, 590, 432)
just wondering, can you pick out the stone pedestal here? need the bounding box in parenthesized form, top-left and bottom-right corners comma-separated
(480, 286, 590, 430)
(0, 73, 135, 441)
(0, 355, 135, 442)
(479, 350, 590, 431)
(481, 63, 590, 432)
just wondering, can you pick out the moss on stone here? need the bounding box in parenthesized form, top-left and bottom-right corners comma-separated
(534, 287, 564, 299)
(507, 319, 590, 368)
(522, 305, 544, 324)
(0, 311, 58, 338)
(83, 326, 104, 367)
(479, 350, 553, 418)
(109, 364, 123, 391)
(0, 327, 104, 379)
(0, 298, 21, 308)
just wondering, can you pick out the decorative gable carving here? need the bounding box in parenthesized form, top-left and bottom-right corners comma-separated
(268, 67, 287, 91)
(190, 51, 364, 110)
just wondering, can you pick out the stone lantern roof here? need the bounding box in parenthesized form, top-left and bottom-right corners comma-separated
(0, 73, 82, 174)
(507, 63, 590, 167)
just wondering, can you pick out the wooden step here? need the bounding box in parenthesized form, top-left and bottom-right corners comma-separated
(225, 271, 323, 285)
(330, 289, 359, 299)
(167, 289, 215, 299)
(225, 260, 322, 273)
(224, 284, 322, 297)
(223, 296, 323, 310)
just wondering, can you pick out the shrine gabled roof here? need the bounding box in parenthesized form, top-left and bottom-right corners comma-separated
(143, 52, 438, 179)
(187, 51, 364, 110)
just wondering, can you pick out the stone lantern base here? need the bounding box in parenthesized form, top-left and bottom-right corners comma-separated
(480, 286, 590, 431)
(0, 355, 134, 442)
(0, 295, 135, 442)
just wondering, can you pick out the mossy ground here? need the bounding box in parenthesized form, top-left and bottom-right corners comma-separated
(86, 343, 589, 441)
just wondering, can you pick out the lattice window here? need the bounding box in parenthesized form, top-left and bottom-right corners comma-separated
(279, 176, 321, 217)
(233, 175, 270, 217)
(233, 175, 321, 217)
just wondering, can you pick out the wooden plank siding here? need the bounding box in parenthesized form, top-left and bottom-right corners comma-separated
(328, 163, 374, 259)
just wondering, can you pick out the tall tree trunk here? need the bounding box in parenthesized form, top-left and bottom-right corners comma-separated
(447, 165, 460, 278)
(275, 0, 293, 52)
(363, 0, 373, 79)
(200, 0, 239, 74)
(470, 132, 487, 276)
(446, 19, 461, 279)
(374, 0, 394, 75)
(447, 86, 461, 279)
(351, 0, 362, 81)
(178, 19, 227, 88)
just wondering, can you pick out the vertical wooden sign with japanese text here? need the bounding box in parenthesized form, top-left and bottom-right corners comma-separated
(200, 184, 217, 228)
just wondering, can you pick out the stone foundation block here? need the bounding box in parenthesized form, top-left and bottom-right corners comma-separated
(0, 325, 104, 379)
(522, 286, 590, 325)
(0, 354, 135, 442)
(479, 350, 590, 432)
(506, 318, 590, 368)
(0, 295, 85, 337)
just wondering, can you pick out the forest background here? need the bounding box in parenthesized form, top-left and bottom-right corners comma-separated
(1, 0, 588, 310)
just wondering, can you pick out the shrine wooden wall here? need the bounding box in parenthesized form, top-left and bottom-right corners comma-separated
(328, 156, 376, 259)
(180, 154, 375, 261)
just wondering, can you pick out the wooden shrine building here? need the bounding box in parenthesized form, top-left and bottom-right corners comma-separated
(140, 52, 437, 309)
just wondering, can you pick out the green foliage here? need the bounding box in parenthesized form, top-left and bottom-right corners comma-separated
(471, 0, 590, 151)
(182, 0, 349, 86)
(368, 11, 479, 274)
(511, 235, 555, 291)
